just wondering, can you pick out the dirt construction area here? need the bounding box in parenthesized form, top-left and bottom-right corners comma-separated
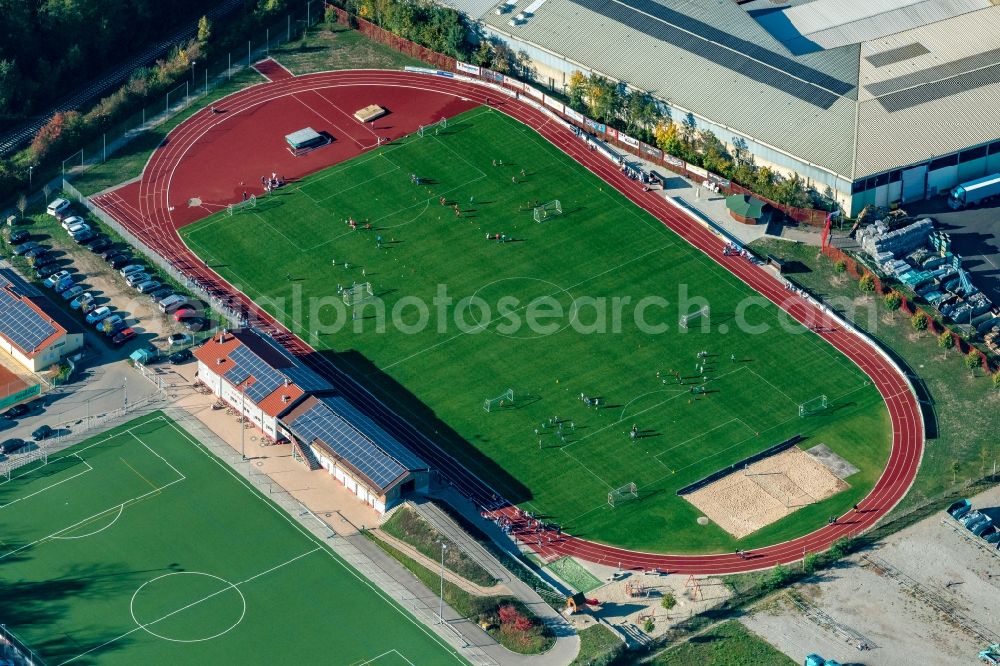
(685, 446, 850, 538)
(742, 483, 1000, 665)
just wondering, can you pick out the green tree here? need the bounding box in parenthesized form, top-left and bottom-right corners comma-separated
(585, 74, 620, 123)
(965, 350, 982, 375)
(679, 112, 697, 155)
(472, 40, 492, 67)
(911, 312, 928, 331)
(828, 537, 854, 558)
(16, 193, 26, 220)
(938, 331, 954, 350)
(951, 460, 960, 484)
(197, 15, 211, 43)
(858, 273, 876, 293)
(623, 90, 661, 136)
(653, 120, 682, 157)
(698, 130, 732, 176)
(834, 259, 847, 273)
(766, 563, 791, 590)
(802, 552, 819, 575)
(993, 370, 1000, 390)
(883, 291, 901, 310)
(0, 59, 23, 116)
(661, 592, 677, 610)
(567, 71, 588, 110)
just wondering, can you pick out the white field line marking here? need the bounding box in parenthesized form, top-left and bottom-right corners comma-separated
(0, 458, 93, 508)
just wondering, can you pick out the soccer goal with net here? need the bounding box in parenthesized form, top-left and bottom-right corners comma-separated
(679, 306, 709, 329)
(483, 388, 515, 412)
(533, 200, 563, 223)
(227, 195, 256, 216)
(608, 482, 638, 507)
(343, 282, 374, 306)
(798, 394, 828, 417)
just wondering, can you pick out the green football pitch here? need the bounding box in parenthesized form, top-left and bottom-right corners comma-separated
(0, 414, 466, 665)
(182, 107, 891, 553)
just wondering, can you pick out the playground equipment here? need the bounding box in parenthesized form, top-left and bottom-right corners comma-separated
(947, 499, 972, 520)
(981, 645, 1000, 665)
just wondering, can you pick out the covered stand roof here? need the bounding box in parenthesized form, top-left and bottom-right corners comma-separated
(282, 395, 429, 494)
(726, 194, 765, 221)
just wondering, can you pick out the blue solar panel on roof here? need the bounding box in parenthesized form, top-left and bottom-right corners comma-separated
(291, 402, 408, 490)
(566, 0, 852, 108)
(319, 396, 427, 472)
(283, 365, 331, 392)
(224, 345, 288, 405)
(0, 282, 58, 352)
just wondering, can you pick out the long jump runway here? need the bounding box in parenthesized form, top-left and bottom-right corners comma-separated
(92, 68, 923, 575)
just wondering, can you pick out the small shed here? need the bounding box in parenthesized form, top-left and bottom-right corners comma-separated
(726, 194, 766, 225)
(130, 348, 157, 365)
(285, 127, 325, 151)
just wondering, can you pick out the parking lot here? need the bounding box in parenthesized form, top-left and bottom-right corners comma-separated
(742, 483, 1000, 666)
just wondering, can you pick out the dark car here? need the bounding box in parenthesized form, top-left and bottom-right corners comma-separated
(2, 403, 29, 419)
(101, 247, 122, 261)
(0, 438, 28, 454)
(73, 230, 98, 244)
(181, 317, 206, 332)
(12, 240, 39, 256)
(87, 236, 112, 253)
(24, 245, 49, 260)
(106, 319, 130, 336)
(108, 254, 131, 270)
(9, 229, 30, 244)
(31, 425, 52, 441)
(149, 287, 173, 301)
(35, 263, 63, 279)
(168, 349, 192, 364)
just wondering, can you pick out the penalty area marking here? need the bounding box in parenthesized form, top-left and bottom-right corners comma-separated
(51, 503, 124, 540)
(354, 650, 417, 665)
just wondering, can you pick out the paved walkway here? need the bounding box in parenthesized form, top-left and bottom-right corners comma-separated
(409, 497, 581, 666)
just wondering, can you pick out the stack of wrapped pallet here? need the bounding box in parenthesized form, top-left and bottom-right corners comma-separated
(858, 218, 933, 260)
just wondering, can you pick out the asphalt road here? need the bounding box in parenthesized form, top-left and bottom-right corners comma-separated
(906, 197, 1000, 305)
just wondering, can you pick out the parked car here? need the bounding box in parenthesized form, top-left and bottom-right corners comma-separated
(61, 285, 85, 301)
(43, 270, 72, 288)
(66, 223, 90, 237)
(136, 280, 161, 294)
(87, 236, 112, 253)
(31, 425, 52, 441)
(102, 247, 124, 261)
(168, 349, 192, 364)
(174, 307, 196, 321)
(85, 306, 112, 325)
(96, 314, 124, 332)
(149, 287, 173, 301)
(12, 240, 39, 256)
(120, 264, 146, 277)
(73, 230, 98, 244)
(126, 273, 151, 288)
(106, 319, 130, 336)
(2, 404, 29, 419)
(24, 245, 49, 260)
(70, 292, 94, 310)
(0, 438, 28, 454)
(159, 295, 188, 313)
(80, 300, 97, 314)
(181, 317, 206, 332)
(54, 277, 75, 294)
(9, 229, 30, 244)
(47, 198, 71, 217)
(35, 263, 63, 279)
(108, 254, 131, 270)
(112, 328, 136, 345)
(60, 216, 86, 231)
(167, 333, 192, 347)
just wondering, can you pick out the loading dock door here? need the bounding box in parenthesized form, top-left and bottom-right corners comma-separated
(901, 165, 927, 203)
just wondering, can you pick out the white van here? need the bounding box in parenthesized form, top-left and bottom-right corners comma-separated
(159, 294, 188, 313)
(47, 198, 71, 217)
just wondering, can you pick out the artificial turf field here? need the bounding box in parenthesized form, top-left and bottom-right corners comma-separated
(0, 414, 465, 665)
(182, 107, 892, 553)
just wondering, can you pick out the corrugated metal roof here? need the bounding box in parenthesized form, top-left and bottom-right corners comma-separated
(480, 0, 858, 176)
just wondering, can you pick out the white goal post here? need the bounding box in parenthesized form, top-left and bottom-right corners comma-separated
(679, 306, 709, 329)
(342, 282, 374, 306)
(227, 195, 256, 216)
(483, 388, 515, 412)
(533, 200, 563, 223)
(608, 482, 638, 507)
(798, 394, 828, 417)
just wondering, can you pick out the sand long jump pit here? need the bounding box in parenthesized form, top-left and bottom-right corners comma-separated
(683, 446, 850, 539)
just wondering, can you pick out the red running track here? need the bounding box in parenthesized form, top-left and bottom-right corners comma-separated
(93, 70, 924, 574)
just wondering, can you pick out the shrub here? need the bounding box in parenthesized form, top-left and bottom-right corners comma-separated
(802, 552, 819, 575)
(828, 537, 854, 559)
(858, 272, 876, 293)
(993, 370, 1000, 390)
(911, 312, 929, 331)
(661, 592, 677, 610)
(883, 291, 902, 310)
(643, 617, 655, 633)
(765, 563, 791, 590)
(834, 259, 847, 273)
(938, 332, 954, 350)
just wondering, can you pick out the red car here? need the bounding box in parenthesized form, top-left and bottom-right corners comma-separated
(173, 308, 196, 321)
(112, 328, 136, 345)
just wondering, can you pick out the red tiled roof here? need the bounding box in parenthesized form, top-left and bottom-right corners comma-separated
(0, 283, 68, 359)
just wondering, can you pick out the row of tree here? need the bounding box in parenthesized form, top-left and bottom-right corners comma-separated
(0, 0, 296, 205)
(345, 0, 469, 58)
(566, 71, 820, 209)
(0, 0, 219, 121)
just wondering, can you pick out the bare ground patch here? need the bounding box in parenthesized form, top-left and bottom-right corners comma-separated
(685, 447, 849, 539)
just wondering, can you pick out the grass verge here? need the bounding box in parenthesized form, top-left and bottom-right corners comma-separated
(381, 506, 498, 587)
(270, 22, 427, 74)
(570, 624, 625, 666)
(649, 620, 794, 666)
